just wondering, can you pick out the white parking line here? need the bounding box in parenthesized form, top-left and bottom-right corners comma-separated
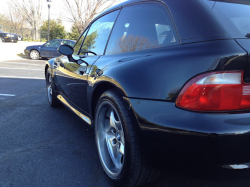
(0, 67, 43, 71)
(0, 76, 44, 79)
(0, 62, 44, 66)
(0, 94, 15, 96)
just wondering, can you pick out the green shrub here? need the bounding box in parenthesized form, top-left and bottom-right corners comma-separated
(22, 38, 47, 42)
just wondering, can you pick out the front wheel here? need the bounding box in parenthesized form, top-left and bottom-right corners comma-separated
(45, 69, 61, 107)
(30, 50, 40, 60)
(95, 89, 160, 187)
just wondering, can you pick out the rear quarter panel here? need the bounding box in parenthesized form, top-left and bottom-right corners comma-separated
(89, 39, 247, 102)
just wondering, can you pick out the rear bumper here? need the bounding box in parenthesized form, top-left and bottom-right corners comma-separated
(128, 98, 250, 167)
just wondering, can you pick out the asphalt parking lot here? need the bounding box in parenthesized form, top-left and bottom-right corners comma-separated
(1, 58, 250, 187)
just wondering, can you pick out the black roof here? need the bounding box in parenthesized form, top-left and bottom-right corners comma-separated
(99, 0, 230, 42)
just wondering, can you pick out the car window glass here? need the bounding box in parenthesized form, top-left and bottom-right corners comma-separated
(46, 40, 61, 47)
(73, 28, 89, 55)
(106, 3, 178, 55)
(203, 0, 250, 38)
(79, 10, 119, 56)
(69, 41, 75, 47)
(62, 40, 75, 47)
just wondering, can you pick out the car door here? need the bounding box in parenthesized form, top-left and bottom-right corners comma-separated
(40, 43, 48, 57)
(55, 10, 120, 113)
(40, 39, 62, 58)
(49, 40, 62, 57)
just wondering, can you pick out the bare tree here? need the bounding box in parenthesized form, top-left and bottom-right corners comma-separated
(62, 0, 119, 35)
(109, 35, 159, 54)
(6, 6, 27, 32)
(8, 0, 43, 39)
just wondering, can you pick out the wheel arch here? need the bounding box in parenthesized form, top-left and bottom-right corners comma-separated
(45, 59, 55, 77)
(30, 49, 40, 54)
(45, 64, 49, 77)
(90, 81, 128, 122)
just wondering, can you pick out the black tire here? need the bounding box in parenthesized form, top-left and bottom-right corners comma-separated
(29, 50, 40, 60)
(45, 69, 61, 107)
(95, 89, 160, 187)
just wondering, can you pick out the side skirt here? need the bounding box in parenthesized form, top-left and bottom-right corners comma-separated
(57, 94, 91, 125)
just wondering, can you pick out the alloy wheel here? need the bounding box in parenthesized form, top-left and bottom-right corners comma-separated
(96, 101, 125, 179)
(30, 50, 39, 60)
(47, 73, 52, 102)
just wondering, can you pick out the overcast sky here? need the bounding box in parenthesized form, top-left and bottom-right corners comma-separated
(1, 0, 126, 32)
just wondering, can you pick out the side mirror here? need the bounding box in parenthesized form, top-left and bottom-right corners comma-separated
(58, 44, 73, 55)
(58, 44, 89, 66)
(58, 44, 78, 63)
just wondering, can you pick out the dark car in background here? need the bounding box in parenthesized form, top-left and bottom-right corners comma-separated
(45, 0, 250, 186)
(24, 39, 75, 60)
(0, 29, 22, 43)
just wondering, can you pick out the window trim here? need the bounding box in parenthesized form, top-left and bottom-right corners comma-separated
(72, 27, 90, 55)
(77, 27, 90, 55)
(103, 1, 181, 56)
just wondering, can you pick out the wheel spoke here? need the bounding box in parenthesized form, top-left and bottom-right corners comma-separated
(106, 132, 116, 143)
(118, 142, 124, 155)
(110, 110, 122, 131)
(111, 142, 119, 159)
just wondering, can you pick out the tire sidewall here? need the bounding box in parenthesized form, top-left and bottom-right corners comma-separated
(46, 69, 53, 106)
(46, 69, 59, 106)
(95, 91, 134, 186)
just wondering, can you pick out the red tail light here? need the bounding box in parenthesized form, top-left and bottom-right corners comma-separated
(176, 71, 250, 112)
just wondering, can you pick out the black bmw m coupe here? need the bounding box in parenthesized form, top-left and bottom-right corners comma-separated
(45, 0, 250, 186)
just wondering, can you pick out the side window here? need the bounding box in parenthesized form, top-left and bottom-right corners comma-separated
(69, 41, 75, 47)
(79, 10, 119, 56)
(45, 40, 55, 47)
(46, 40, 61, 47)
(62, 40, 75, 47)
(73, 28, 89, 55)
(106, 3, 178, 55)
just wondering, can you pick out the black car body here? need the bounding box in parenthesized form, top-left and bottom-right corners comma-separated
(0, 30, 21, 43)
(45, 0, 250, 186)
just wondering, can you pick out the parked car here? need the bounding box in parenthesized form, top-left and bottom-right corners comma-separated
(45, 0, 250, 186)
(24, 39, 75, 60)
(0, 29, 21, 43)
